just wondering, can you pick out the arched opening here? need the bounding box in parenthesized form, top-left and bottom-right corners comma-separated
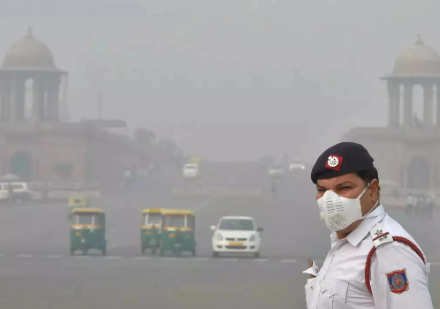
(9, 152, 33, 181)
(407, 157, 430, 189)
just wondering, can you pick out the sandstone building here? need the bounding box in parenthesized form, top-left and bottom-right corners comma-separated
(0, 29, 135, 188)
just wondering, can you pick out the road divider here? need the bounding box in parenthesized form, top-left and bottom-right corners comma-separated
(171, 186, 263, 198)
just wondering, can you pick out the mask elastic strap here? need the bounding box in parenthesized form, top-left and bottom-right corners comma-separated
(362, 199, 379, 219)
(357, 184, 370, 199)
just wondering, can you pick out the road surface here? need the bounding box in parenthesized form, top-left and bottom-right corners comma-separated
(0, 163, 438, 308)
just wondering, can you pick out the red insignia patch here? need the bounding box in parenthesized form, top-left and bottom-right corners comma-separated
(386, 269, 409, 294)
(325, 155, 343, 171)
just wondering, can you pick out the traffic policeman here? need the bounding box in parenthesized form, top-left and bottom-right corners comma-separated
(304, 142, 433, 309)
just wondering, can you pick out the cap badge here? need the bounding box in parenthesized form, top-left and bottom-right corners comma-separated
(325, 155, 343, 171)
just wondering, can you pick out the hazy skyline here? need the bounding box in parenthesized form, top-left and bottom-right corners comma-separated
(0, 0, 437, 160)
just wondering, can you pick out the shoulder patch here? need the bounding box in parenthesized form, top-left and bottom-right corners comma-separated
(386, 269, 409, 294)
(370, 223, 393, 248)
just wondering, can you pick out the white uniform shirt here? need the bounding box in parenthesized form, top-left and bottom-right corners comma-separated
(305, 205, 433, 309)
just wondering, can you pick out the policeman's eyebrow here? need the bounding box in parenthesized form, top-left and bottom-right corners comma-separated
(335, 181, 355, 188)
(316, 184, 326, 190)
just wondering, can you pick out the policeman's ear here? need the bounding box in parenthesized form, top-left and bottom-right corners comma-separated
(369, 179, 380, 200)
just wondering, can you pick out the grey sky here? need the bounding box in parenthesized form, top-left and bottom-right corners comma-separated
(0, 0, 437, 160)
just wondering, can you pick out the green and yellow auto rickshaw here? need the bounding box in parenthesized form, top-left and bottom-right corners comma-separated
(160, 209, 196, 257)
(70, 208, 107, 255)
(141, 208, 164, 254)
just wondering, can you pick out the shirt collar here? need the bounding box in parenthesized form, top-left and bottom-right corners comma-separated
(330, 205, 386, 247)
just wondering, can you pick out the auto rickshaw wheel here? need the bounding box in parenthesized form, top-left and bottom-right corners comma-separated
(253, 252, 260, 258)
(213, 252, 219, 258)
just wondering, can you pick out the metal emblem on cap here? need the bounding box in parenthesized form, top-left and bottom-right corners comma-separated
(327, 156, 339, 167)
(325, 154, 343, 171)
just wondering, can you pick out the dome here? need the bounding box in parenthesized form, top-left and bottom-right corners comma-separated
(392, 35, 440, 77)
(2, 28, 56, 70)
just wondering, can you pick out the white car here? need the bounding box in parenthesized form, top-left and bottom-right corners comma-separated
(182, 163, 201, 178)
(0, 182, 31, 203)
(267, 165, 285, 177)
(289, 161, 306, 171)
(211, 216, 263, 258)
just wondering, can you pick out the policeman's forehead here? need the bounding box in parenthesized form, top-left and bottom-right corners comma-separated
(316, 173, 363, 189)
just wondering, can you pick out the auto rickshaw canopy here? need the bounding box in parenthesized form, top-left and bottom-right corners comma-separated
(141, 208, 163, 214)
(71, 207, 105, 214)
(161, 209, 194, 216)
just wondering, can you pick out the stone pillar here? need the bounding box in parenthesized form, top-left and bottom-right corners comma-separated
(10, 77, 20, 122)
(403, 83, 413, 126)
(32, 78, 45, 122)
(0, 78, 11, 123)
(388, 81, 400, 127)
(436, 84, 440, 127)
(0, 78, 3, 122)
(15, 78, 25, 121)
(46, 78, 60, 122)
(62, 74, 68, 122)
(423, 83, 434, 126)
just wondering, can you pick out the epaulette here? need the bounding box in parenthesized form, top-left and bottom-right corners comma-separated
(364, 223, 425, 294)
(369, 223, 393, 248)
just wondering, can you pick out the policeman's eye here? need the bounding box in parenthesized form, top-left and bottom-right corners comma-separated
(339, 186, 352, 191)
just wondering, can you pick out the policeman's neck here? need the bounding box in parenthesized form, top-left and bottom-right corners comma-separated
(336, 221, 362, 239)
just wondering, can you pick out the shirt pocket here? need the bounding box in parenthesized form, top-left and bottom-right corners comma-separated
(305, 278, 317, 309)
(320, 278, 349, 308)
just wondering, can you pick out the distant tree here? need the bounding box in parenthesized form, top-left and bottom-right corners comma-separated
(134, 128, 156, 144)
(134, 128, 156, 168)
(157, 138, 177, 157)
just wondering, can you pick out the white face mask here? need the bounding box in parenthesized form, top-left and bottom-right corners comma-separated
(317, 185, 371, 232)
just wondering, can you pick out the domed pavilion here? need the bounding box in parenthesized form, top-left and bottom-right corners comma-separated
(382, 34, 440, 127)
(0, 28, 67, 123)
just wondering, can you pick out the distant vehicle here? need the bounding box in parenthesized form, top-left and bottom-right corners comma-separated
(289, 160, 306, 171)
(267, 165, 285, 177)
(182, 163, 201, 179)
(190, 156, 202, 164)
(0, 182, 31, 204)
(211, 216, 263, 258)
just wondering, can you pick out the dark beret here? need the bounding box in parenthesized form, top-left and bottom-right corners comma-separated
(311, 142, 376, 184)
